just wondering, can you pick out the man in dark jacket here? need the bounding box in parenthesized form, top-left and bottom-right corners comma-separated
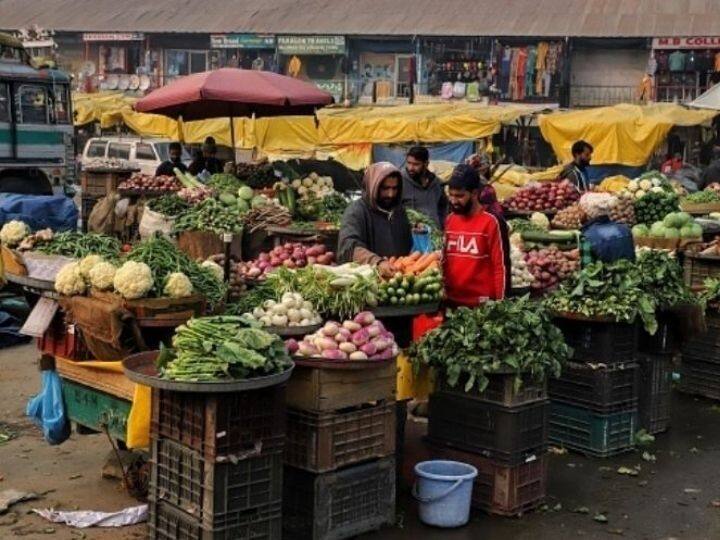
(401, 146, 448, 229)
(155, 142, 187, 177)
(560, 140, 593, 192)
(188, 137, 223, 176)
(338, 162, 412, 278)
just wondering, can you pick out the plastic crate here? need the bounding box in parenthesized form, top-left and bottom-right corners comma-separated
(39, 315, 92, 361)
(549, 402, 636, 457)
(638, 313, 679, 354)
(428, 392, 548, 465)
(683, 253, 720, 288)
(60, 379, 130, 441)
(554, 317, 637, 364)
(285, 401, 395, 473)
(286, 361, 396, 412)
(437, 372, 547, 407)
(637, 353, 672, 434)
(429, 443, 547, 516)
(150, 437, 282, 530)
(283, 457, 395, 540)
(548, 361, 638, 412)
(148, 498, 281, 540)
(681, 311, 720, 365)
(151, 385, 285, 461)
(678, 359, 720, 401)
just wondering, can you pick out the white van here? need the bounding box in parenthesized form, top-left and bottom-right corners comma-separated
(81, 137, 192, 176)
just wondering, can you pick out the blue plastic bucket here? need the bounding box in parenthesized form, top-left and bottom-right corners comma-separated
(413, 460, 478, 528)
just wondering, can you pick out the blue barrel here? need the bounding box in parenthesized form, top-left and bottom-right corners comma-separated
(413, 460, 478, 527)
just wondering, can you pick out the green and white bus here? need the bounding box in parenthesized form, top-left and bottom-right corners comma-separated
(0, 33, 74, 194)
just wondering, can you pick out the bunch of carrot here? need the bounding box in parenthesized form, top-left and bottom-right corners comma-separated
(388, 251, 441, 275)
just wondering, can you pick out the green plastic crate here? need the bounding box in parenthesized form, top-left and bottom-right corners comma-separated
(61, 379, 131, 442)
(549, 402, 636, 457)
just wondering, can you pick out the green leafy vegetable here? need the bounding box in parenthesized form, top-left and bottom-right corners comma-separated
(147, 194, 190, 217)
(406, 208, 443, 250)
(635, 250, 697, 309)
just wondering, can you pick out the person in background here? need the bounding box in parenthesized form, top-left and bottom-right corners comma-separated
(443, 164, 507, 307)
(155, 142, 187, 177)
(401, 146, 447, 229)
(561, 140, 593, 192)
(702, 147, 720, 187)
(661, 152, 684, 175)
(189, 136, 223, 176)
(338, 162, 412, 278)
(466, 152, 504, 217)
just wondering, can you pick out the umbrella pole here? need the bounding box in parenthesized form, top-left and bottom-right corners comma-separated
(229, 116, 236, 165)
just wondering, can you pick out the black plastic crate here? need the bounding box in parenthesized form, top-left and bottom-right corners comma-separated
(638, 313, 680, 354)
(151, 385, 285, 461)
(681, 311, 720, 365)
(678, 358, 720, 401)
(150, 438, 283, 530)
(548, 361, 638, 412)
(148, 498, 281, 540)
(437, 372, 547, 407)
(549, 402, 636, 457)
(428, 391, 548, 465)
(637, 353, 672, 434)
(554, 317, 637, 364)
(283, 457, 396, 540)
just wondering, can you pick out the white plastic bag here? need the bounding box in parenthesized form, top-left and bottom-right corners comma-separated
(138, 207, 175, 240)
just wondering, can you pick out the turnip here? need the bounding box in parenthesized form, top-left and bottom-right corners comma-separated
(298, 342, 319, 357)
(353, 312, 376, 326)
(367, 322, 382, 338)
(314, 337, 338, 350)
(271, 314, 288, 327)
(287, 308, 301, 323)
(338, 342, 357, 354)
(335, 327, 351, 341)
(300, 318, 311, 326)
(321, 349, 348, 360)
(372, 337, 391, 351)
(322, 322, 340, 337)
(351, 328, 370, 346)
(343, 320, 362, 332)
(286, 339, 299, 354)
(349, 351, 368, 361)
(360, 342, 378, 356)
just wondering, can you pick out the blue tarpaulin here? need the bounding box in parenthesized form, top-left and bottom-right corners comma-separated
(0, 194, 77, 231)
(372, 141, 475, 168)
(586, 165, 645, 184)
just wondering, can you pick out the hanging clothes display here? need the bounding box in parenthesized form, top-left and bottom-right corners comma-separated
(515, 47, 528, 100)
(535, 42, 549, 95)
(525, 46, 537, 97)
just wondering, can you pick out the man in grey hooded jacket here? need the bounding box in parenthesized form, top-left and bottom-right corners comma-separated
(401, 146, 448, 229)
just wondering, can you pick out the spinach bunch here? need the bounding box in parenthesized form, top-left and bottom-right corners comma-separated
(410, 296, 570, 392)
(543, 259, 657, 334)
(636, 250, 697, 309)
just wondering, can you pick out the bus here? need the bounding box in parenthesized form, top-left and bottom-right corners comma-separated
(0, 32, 74, 195)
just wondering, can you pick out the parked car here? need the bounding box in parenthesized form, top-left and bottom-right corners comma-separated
(80, 137, 191, 176)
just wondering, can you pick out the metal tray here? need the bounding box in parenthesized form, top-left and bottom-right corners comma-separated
(372, 302, 440, 318)
(266, 323, 322, 338)
(123, 350, 294, 392)
(293, 355, 396, 370)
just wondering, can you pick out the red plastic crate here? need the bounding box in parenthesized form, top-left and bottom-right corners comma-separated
(38, 317, 92, 360)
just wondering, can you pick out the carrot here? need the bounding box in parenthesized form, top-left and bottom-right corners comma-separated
(408, 252, 422, 263)
(407, 253, 433, 274)
(388, 256, 397, 266)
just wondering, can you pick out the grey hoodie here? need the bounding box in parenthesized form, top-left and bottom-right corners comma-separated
(401, 167, 448, 229)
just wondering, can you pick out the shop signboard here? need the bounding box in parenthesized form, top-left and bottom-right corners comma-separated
(653, 37, 720, 50)
(210, 34, 275, 49)
(83, 33, 144, 42)
(314, 80, 343, 100)
(278, 36, 345, 55)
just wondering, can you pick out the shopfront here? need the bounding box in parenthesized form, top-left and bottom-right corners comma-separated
(81, 32, 149, 92)
(420, 37, 493, 100)
(348, 38, 414, 102)
(209, 34, 277, 72)
(652, 37, 720, 103)
(277, 35, 346, 101)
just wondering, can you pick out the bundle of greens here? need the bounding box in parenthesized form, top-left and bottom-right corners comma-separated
(264, 264, 378, 320)
(507, 218, 544, 234)
(147, 194, 190, 217)
(173, 197, 246, 234)
(406, 208, 443, 250)
(35, 232, 121, 260)
(699, 277, 720, 307)
(543, 259, 657, 334)
(317, 192, 350, 225)
(127, 236, 227, 309)
(158, 315, 292, 381)
(207, 173, 245, 193)
(410, 296, 570, 392)
(682, 189, 720, 204)
(635, 250, 697, 309)
(236, 163, 277, 189)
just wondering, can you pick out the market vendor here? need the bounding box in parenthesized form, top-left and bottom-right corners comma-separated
(155, 142, 188, 177)
(188, 137, 223, 176)
(443, 164, 508, 306)
(338, 162, 412, 278)
(401, 146, 447, 229)
(560, 140, 593, 192)
(466, 152, 504, 217)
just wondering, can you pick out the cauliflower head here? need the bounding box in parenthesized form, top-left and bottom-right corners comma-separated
(0, 220, 29, 247)
(201, 260, 224, 282)
(88, 261, 117, 291)
(163, 272, 193, 298)
(55, 262, 87, 296)
(113, 261, 154, 299)
(78, 254, 105, 279)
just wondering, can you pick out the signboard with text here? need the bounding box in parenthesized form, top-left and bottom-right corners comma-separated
(83, 32, 144, 42)
(653, 37, 720, 50)
(314, 80, 343, 100)
(277, 36, 345, 55)
(210, 34, 275, 49)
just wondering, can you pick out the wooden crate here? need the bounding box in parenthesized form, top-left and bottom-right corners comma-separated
(287, 361, 396, 412)
(81, 169, 135, 198)
(177, 230, 242, 261)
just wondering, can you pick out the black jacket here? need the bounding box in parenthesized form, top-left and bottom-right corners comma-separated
(156, 160, 187, 177)
(401, 168, 448, 229)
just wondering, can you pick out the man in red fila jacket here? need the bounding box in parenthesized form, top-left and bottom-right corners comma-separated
(443, 164, 508, 306)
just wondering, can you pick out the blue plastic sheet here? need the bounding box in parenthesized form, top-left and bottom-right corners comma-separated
(582, 217, 635, 263)
(372, 141, 475, 168)
(26, 371, 70, 445)
(0, 194, 78, 231)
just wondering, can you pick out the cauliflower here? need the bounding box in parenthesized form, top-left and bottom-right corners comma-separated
(88, 261, 117, 291)
(0, 220, 29, 247)
(113, 261, 154, 299)
(650, 186, 665, 194)
(291, 179, 302, 190)
(530, 212, 550, 231)
(201, 260, 224, 282)
(302, 177, 314, 188)
(163, 272, 193, 298)
(627, 180, 639, 193)
(78, 255, 105, 279)
(55, 263, 86, 296)
(639, 179, 653, 191)
(635, 189, 646, 199)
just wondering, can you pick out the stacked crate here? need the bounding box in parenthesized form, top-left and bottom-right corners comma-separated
(679, 310, 720, 400)
(147, 385, 286, 540)
(428, 373, 549, 516)
(549, 318, 639, 456)
(283, 360, 397, 540)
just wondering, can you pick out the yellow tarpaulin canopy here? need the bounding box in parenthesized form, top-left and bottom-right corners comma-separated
(538, 103, 718, 167)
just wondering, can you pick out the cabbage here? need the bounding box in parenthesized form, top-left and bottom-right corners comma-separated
(690, 223, 703, 237)
(676, 212, 692, 227)
(632, 224, 649, 238)
(663, 212, 681, 229)
(650, 222, 666, 237)
(237, 186, 254, 201)
(664, 227, 679, 239)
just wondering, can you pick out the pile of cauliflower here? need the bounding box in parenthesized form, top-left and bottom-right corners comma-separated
(625, 175, 671, 200)
(55, 255, 194, 300)
(0, 220, 29, 247)
(291, 173, 335, 200)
